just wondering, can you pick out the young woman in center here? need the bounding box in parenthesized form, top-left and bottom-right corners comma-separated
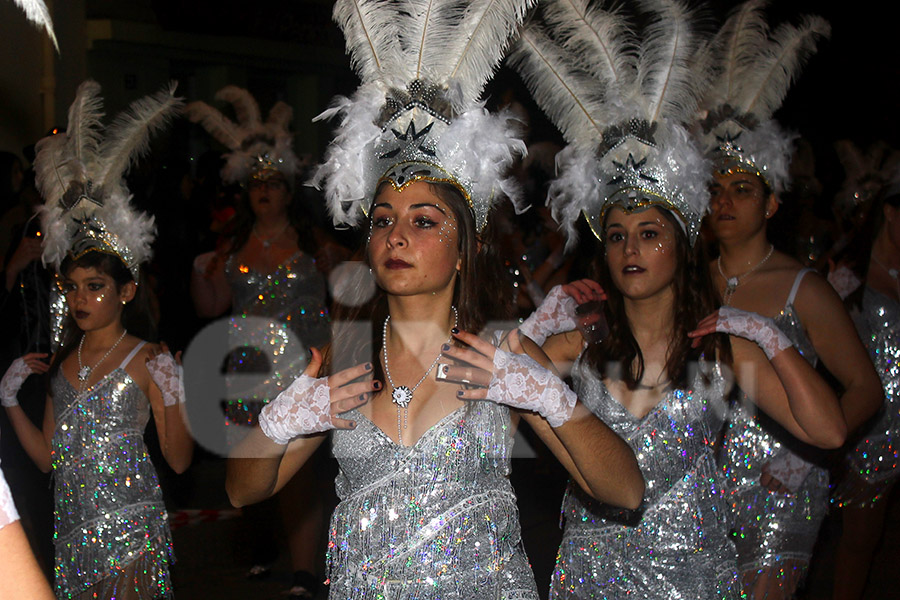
(226, 1, 642, 598)
(509, 1, 849, 597)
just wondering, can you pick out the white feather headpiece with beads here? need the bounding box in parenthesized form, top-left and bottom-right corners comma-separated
(508, 0, 712, 246)
(309, 0, 536, 232)
(35, 80, 182, 280)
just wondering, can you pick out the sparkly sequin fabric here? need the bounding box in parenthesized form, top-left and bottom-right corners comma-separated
(552, 356, 738, 599)
(833, 287, 900, 507)
(222, 251, 330, 427)
(0, 462, 19, 530)
(719, 270, 828, 587)
(327, 402, 539, 600)
(50, 366, 173, 599)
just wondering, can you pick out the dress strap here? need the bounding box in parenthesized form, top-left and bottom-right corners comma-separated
(786, 268, 814, 307)
(118, 341, 147, 370)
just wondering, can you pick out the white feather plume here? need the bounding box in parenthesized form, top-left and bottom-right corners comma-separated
(267, 102, 294, 131)
(704, 0, 769, 109)
(333, 0, 405, 86)
(739, 15, 830, 119)
(507, 26, 608, 145)
(216, 85, 262, 131)
(65, 80, 104, 169)
(13, 0, 58, 51)
(184, 101, 243, 150)
(98, 81, 182, 195)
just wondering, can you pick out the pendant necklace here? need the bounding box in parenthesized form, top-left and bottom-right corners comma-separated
(77, 329, 128, 392)
(872, 254, 900, 299)
(252, 223, 289, 249)
(382, 306, 458, 445)
(717, 244, 775, 305)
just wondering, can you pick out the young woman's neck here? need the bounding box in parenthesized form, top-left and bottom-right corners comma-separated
(254, 211, 289, 234)
(81, 321, 127, 351)
(717, 231, 772, 275)
(872, 227, 900, 269)
(622, 290, 675, 350)
(385, 290, 457, 355)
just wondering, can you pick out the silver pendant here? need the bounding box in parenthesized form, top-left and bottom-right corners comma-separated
(391, 386, 412, 408)
(725, 277, 738, 292)
(77, 366, 91, 382)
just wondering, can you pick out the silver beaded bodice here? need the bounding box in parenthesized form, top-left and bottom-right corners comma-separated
(50, 370, 172, 598)
(835, 287, 900, 506)
(327, 402, 538, 600)
(552, 356, 738, 599)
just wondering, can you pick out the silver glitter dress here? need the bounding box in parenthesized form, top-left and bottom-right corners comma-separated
(833, 287, 900, 507)
(222, 251, 330, 427)
(327, 402, 539, 600)
(51, 342, 173, 599)
(719, 269, 828, 584)
(552, 356, 739, 599)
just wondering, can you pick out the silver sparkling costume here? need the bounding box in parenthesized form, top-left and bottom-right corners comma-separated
(719, 269, 828, 586)
(833, 287, 900, 507)
(50, 343, 173, 599)
(552, 356, 738, 599)
(222, 251, 330, 427)
(327, 402, 539, 600)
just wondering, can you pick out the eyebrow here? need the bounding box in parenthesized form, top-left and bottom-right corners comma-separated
(371, 202, 448, 215)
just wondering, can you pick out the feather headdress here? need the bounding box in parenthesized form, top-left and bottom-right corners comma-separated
(309, 0, 536, 232)
(35, 80, 182, 279)
(697, 0, 829, 194)
(508, 0, 712, 245)
(12, 0, 58, 51)
(185, 86, 300, 186)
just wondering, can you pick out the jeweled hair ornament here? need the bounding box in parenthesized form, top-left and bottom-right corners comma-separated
(508, 0, 712, 246)
(11, 0, 58, 50)
(696, 0, 829, 195)
(185, 86, 299, 186)
(309, 0, 536, 232)
(36, 80, 181, 280)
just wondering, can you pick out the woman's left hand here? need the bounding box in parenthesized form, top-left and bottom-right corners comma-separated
(441, 329, 576, 427)
(688, 306, 792, 359)
(146, 342, 185, 407)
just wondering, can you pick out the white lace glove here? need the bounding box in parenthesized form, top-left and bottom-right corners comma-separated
(762, 451, 814, 494)
(715, 306, 792, 360)
(0, 464, 19, 530)
(518, 285, 578, 345)
(146, 353, 185, 407)
(1, 358, 34, 408)
(487, 348, 577, 427)
(827, 265, 862, 300)
(258, 375, 333, 445)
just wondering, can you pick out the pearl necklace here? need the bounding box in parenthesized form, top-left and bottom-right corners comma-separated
(382, 306, 458, 444)
(717, 244, 775, 305)
(77, 329, 128, 392)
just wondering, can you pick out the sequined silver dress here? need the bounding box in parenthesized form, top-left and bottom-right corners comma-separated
(719, 269, 828, 585)
(51, 342, 173, 599)
(222, 251, 330, 427)
(833, 286, 900, 507)
(552, 356, 738, 599)
(327, 402, 539, 600)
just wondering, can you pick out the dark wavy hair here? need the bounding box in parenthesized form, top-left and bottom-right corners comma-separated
(583, 207, 728, 389)
(326, 180, 514, 376)
(48, 251, 157, 384)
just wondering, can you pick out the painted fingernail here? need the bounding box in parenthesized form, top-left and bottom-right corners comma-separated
(456, 390, 464, 397)
(451, 327, 459, 334)
(373, 381, 382, 390)
(365, 362, 373, 370)
(441, 344, 450, 352)
(349, 422, 357, 429)
(359, 394, 367, 401)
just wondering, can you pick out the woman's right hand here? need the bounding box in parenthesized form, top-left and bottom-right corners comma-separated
(1, 355, 49, 408)
(257, 348, 380, 444)
(519, 280, 606, 345)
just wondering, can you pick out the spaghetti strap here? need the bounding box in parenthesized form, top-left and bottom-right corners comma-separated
(786, 268, 814, 307)
(117, 341, 147, 371)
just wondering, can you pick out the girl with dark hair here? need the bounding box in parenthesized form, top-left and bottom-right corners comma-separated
(0, 81, 193, 599)
(226, 2, 644, 598)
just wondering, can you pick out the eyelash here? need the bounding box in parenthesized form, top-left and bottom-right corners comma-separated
(372, 215, 439, 229)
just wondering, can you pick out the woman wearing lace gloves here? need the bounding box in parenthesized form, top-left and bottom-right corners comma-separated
(1, 82, 193, 599)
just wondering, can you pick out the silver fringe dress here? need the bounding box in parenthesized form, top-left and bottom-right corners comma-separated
(833, 286, 900, 506)
(719, 269, 828, 587)
(327, 402, 539, 600)
(51, 344, 173, 599)
(222, 251, 330, 428)
(552, 356, 739, 599)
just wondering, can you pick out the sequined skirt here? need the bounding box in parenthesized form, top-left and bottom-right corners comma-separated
(833, 402, 900, 507)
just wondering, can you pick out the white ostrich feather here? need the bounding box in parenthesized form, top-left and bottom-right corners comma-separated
(507, 26, 608, 145)
(98, 81, 182, 194)
(333, 0, 404, 85)
(184, 101, 243, 150)
(704, 0, 769, 109)
(540, 0, 637, 88)
(739, 15, 830, 119)
(65, 80, 104, 170)
(267, 102, 294, 131)
(13, 0, 58, 51)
